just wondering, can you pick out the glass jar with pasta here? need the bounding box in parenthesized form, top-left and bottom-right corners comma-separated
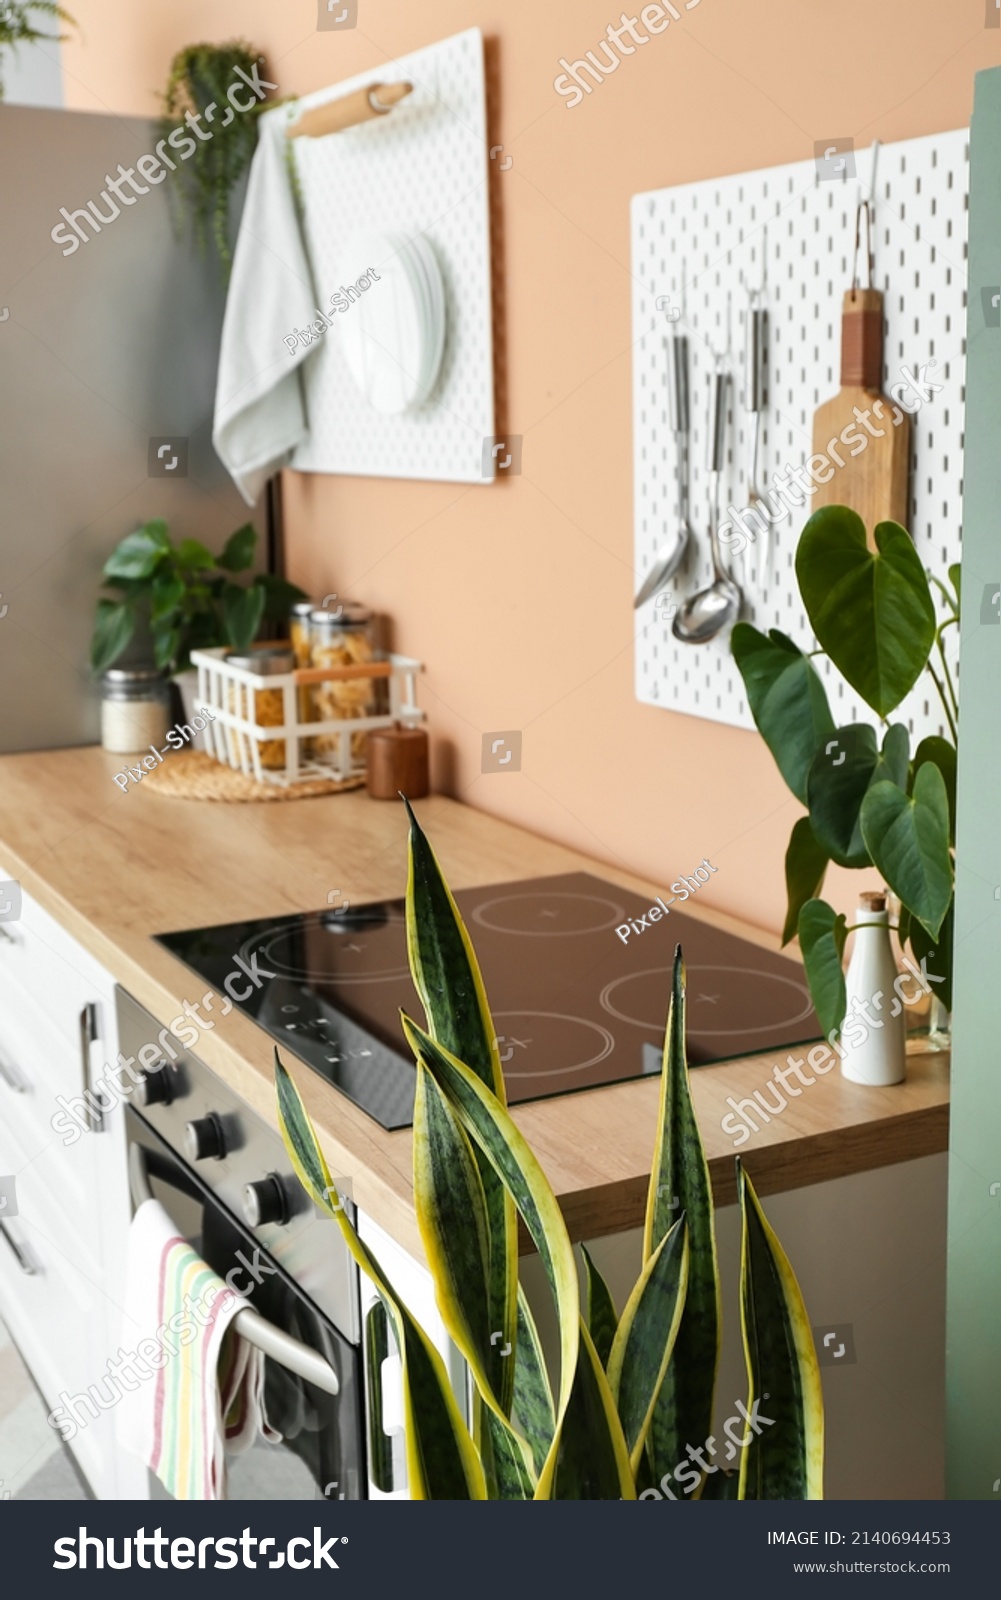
(309, 604, 380, 766)
(225, 647, 295, 771)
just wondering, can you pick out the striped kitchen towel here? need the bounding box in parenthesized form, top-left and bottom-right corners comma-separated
(117, 1198, 279, 1500)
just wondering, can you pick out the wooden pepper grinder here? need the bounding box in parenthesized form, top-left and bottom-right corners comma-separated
(366, 722, 430, 800)
(810, 200, 910, 539)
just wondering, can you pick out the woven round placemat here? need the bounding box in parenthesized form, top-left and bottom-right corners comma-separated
(144, 749, 366, 803)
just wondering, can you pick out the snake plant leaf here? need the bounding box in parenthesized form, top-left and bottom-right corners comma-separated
(907, 900, 954, 1016)
(274, 1052, 486, 1500)
(404, 801, 517, 1415)
(480, 1406, 535, 1500)
(404, 798, 505, 1098)
(782, 818, 829, 947)
(512, 1288, 555, 1475)
(643, 949, 721, 1488)
(400, 1015, 634, 1500)
(581, 1246, 619, 1369)
(797, 900, 847, 1042)
(805, 724, 878, 868)
(548, 1323, 636, 1500)
(912, 736, 957, 845)
(860, 763, 953, 941)
(607, 1217, 689, 1473)
(412, 1063, 536, 1485)
(737, 1161, 824, 1500)
(699, 1468, 741, 1499)
(731, 624, 836, 805)
(796, 509, 936, 716)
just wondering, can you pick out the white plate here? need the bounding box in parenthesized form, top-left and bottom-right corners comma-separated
(334, 228, 445, 415)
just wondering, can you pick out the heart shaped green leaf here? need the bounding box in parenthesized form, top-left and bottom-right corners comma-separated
(782, 818, 829, 947)
(90, 597, 135, 674)
(222, 581, 266, 653)
(860, 763, 953, 940)
(797, 899, 847, 1042)
(806, 725, 878, 868)
(796, 509, 936, 716)
(103, 524, 171, 582)
(731, 624, 835, 805)
(218, 522, 257, 572)
(908, 901, 953, 1015)
(912, 736, 957, 844)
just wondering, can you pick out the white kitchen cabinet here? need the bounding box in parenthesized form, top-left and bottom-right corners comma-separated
(0, 870, 144, 1499)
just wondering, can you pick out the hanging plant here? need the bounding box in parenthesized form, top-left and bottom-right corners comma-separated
(160, 41, 271, 277)
(0, 2, 75, 99)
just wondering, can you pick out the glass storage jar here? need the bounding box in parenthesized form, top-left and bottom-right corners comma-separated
(289, 600, 315, 744)
(100, 667, 171, 755)
(309, 604, 379, 763)
(225, 647, 296, 771)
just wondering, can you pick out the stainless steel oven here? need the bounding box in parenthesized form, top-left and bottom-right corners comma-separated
(117, 987, 368, 1501)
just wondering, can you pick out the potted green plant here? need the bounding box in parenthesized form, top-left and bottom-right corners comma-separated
(90, 518, 305, 727)
(160, 41, 270, 275)
(0, 2, 73, 98)
(275, 805, 824, 1500)
(731, 505, 957, 1042)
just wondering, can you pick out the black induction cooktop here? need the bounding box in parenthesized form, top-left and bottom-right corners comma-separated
(156, 871, 821, 1131)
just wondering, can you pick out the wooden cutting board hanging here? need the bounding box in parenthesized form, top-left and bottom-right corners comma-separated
(810, 201, 910, 537)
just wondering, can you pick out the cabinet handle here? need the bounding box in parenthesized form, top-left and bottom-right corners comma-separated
(0, 1222, 37, 1276)
(79, 1002, 104, 1133)
(0, 1053, 27, 1093)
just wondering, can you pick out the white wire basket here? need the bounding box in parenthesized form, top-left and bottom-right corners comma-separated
(189, 646, 424, 787)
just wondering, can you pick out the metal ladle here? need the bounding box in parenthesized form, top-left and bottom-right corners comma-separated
(672, 368, 742, 644)
(634, 333, 692, 608)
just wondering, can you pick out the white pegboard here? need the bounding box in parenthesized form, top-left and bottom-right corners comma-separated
(289, 27, 494, 484)
(632, 128, 968, 742)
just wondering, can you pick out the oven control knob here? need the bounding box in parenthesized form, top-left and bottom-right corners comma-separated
(135, 1064, 173, 1108)
(243, 1175, 288, 1229)
(185, 1114, 226, 1162)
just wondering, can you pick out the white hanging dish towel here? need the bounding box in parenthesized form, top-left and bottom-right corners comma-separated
(212, 104, 323, 505)
(117, 1197, 279, 1500)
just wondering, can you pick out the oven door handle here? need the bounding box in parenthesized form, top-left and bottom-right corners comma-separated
(129, 1145, 340, 1398)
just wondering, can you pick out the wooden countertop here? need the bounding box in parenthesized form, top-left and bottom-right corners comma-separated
(0, 747, 949, 1262)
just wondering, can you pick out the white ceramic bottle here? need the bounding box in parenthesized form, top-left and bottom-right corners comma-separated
(839, 891, 907, 1087)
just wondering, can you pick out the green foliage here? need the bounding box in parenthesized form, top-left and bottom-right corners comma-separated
(276, 810, 825, 1500)
(160, 41, 269, 276)
(733, 505, 956, 1035)
(90, 519, 305, 676)
(0, 3, 74, 99)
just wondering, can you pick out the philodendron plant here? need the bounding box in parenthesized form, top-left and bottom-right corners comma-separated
(274, 805, 823, 1500)
(732, 506, 957, 1041)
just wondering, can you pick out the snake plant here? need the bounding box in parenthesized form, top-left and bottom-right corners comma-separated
(275, 805, 824, 1499)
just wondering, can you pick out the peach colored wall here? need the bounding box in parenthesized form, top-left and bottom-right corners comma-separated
(61, 2, 999, 935)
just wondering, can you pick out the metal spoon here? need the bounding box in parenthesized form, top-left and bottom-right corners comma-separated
(634, 333, 692, 608)
(672, 369, 742, 644)
(745, 294, 769, 583)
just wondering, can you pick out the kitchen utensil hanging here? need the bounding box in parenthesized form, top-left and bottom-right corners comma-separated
(672, 366, 742, 644)
(809, 144, 910, 534)
(744, 291, 769, 582)
(634, 330, 692, 607)
(631, 126, 963, 742)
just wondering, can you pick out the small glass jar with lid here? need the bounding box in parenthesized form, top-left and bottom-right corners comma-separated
(309, 603, 379, 762)
(225, 646, 296, 770)
(100, 667, 171, 755)
(289, 599, 315, 740)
